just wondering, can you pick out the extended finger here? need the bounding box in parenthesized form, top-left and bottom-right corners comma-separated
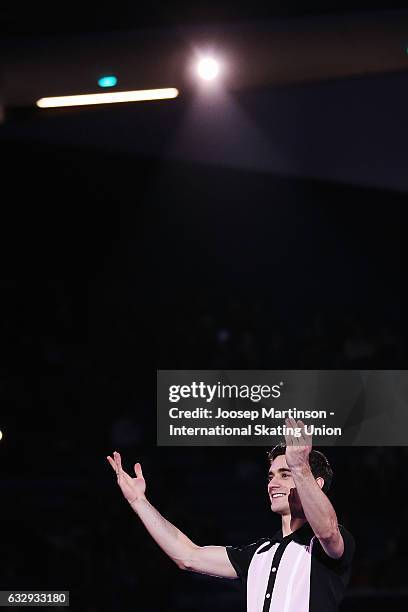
(288, 417, 299, 443)
(113, 451, 123, 471)
(295, 420, 306, 444)
(291, 417, 304, 445)
(285, 418, 294, 446)
(134, 462, 143, 478)
(113, 452, 124, 479)
(107, 455, 117, 471)
(298, 420, 312, 445)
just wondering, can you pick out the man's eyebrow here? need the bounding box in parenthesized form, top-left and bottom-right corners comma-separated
(268, 467, 291, 476)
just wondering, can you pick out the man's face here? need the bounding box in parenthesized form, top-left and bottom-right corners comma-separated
(267, 454, 297, 516)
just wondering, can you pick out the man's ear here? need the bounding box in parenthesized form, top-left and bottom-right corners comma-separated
(316, 477, 325, 490)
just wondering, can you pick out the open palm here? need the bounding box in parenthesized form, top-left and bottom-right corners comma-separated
(107, 451, 146, 504)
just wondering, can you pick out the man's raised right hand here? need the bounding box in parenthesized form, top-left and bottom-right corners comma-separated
(107, 451, 146, 504)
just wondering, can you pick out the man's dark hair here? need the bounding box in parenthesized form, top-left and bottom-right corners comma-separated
(267, 443, 333, 493)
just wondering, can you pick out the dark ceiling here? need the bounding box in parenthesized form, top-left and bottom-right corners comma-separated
(2, 1, 408, 38)
(2, 2, 408, 193)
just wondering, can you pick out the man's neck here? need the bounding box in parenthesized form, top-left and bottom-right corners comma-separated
(281, 514, 307, 537)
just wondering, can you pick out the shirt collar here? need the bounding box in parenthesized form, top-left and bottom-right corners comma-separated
(257, 523, 314, 553)
(272, 522, 314, 545)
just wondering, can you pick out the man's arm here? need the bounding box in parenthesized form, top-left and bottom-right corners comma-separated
(107, 451, 237, 578)
(284, 420, 344, 560)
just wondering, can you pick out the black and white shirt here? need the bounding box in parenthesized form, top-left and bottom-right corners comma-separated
(226, 523, 355, 612)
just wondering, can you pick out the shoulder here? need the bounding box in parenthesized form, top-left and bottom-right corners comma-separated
(226, 537, 273, 580)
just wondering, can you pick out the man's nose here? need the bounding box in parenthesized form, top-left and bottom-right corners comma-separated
(268, 477, 278, 489)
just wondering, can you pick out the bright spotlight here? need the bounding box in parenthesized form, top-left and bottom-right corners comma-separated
(197, 58, 219, 81)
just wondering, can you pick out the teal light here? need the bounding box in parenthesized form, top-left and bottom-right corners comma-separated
(98, 75, 118, 88)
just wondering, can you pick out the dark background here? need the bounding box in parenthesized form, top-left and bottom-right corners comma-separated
(1, 2, 408, 611)
(2, 2, 408, 38)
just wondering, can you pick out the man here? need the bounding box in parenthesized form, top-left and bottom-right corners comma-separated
(107, 418, 354, 611)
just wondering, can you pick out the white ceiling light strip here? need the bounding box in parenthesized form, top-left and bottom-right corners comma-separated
(36, 87, 179, 108)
